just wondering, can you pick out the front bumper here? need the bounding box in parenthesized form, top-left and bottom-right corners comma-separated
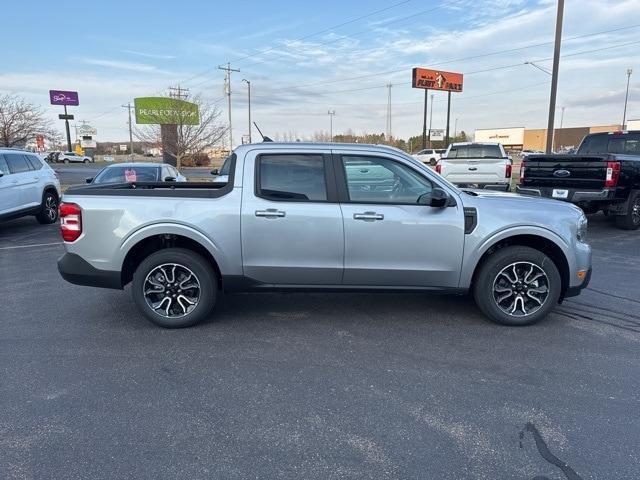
(58, 252, 122, 289)
(564, 267, 592, 298)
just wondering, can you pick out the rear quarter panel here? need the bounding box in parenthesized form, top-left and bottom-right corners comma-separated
(61, 188, 243, 275)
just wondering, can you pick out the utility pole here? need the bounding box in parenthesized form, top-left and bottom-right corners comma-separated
(622, 68, 633, 128)
(454, 118, 458, 139)
(546, 0, 564, 153)
(421, 89, 429, 149)
(168, 85, 189, 100)
(218, 63, 240, 150)
(428, 93, 434, 148)
(385, 83, 392, 142)
(327, 110, 336, 140)
(242, 79, 252, 143)
(122, 103, 135, 160)
(445, 91, 452, 147)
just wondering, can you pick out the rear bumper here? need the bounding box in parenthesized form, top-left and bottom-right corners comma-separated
(564, 267, 592, 298)
(516, 186, 615, 203)
(58, 252, 122, 289)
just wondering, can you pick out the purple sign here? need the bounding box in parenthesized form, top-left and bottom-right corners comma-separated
(49, 90, 79, 106)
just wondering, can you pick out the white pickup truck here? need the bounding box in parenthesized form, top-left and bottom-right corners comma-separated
(436, 142, 512, 191)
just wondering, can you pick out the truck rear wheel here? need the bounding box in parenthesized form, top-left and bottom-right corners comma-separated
(132, 248, 217, 328)
(473, 246, 561, 326)
(615, 193, 640, 230)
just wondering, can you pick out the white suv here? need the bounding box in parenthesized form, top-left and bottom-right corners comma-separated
(0, 149, 62, 224)
(59, 152, 92, 163)
(413, 148, 446, 166)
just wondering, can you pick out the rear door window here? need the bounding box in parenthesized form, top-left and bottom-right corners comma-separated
(0, 155, 9, 174)
(257, 154, 327, 201)
(5, 153, 32, 173)
(25, 154, 44, 170)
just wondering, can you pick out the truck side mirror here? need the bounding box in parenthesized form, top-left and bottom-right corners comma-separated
(429, 187, 449, 208)
(85, 177, 93, 183)
(164, 176, 177, 182)
(210, 168, 219, 176)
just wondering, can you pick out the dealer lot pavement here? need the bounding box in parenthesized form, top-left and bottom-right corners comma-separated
(1, 214, 638, 479)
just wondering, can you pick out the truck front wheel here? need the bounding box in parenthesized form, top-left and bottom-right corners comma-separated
(132, 248, 217, 328)
(615, 192, 640, 230)
(473, 246, 561, 326)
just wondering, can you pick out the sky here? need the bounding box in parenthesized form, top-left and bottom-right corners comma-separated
(2, 0, 639, 145)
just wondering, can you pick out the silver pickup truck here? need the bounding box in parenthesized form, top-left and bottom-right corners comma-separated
(58, 142, 591, 328)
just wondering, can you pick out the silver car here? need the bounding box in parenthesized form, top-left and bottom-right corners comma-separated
(57, 143, 592, 328)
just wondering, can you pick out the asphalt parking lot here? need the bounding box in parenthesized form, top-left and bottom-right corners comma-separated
(1, 214, 639, 479)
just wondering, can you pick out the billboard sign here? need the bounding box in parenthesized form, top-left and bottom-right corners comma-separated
(49, 90, 79, 106)
(80, 139, 97, 148)
(119, 144, 128, 151)
(134, 97, 200, 125)
(77, 124, 97, 136)
(474, 127, 525, 146)
(412, 68, 463, 92)
(429, 129, 444, 141)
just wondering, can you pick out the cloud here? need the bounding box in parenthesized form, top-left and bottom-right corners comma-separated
(121, 50, 176, 60)
(81, 58, 163, 73)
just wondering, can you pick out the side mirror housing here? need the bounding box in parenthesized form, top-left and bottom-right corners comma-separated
(85, 177, 93, 183)
(430, 187, 449, 208)
(164, 176, 177, 182)
(0, 170, 4, 178)
(210, 168, 220, 176)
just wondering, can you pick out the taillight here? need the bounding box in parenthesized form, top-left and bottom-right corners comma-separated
(505, 163, 512, 179)
(605, 161, 620, 188)
(60, 203, 82, 242)
(435, 163, 442, 174)
(519, 164, 526, 183)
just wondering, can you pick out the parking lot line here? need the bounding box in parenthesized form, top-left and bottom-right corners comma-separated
(0, 241, 63, 251)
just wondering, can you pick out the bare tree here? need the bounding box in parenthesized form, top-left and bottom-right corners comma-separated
(135, 95, 227, 168)
(0, 94, 56, 147)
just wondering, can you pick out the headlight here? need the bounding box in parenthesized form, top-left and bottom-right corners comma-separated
(577, 214, 588, 242)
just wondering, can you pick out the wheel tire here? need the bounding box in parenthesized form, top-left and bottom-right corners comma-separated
(35, 190, 59, 224)
(473, 246, 561, 326)
(83, 159, 90, 164)
(132, 248, 217, 328)
(63, 159, 69, 164)
(429, 158, 437, 166)
(614, 192, 640, 230)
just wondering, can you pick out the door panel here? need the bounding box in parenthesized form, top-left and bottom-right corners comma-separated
(0, 155, 21, 214)
(4, 153, 37, 210)
(337, 153, 465, 287)
(241, 151, 344, 285)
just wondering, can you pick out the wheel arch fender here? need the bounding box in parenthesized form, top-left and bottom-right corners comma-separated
(460, 226, 572, 292)
(117, 222, 231, 286)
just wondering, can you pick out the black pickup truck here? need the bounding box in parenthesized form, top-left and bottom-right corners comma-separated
(517, 130, 640, 230)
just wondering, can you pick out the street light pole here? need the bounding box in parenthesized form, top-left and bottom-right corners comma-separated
(242, 79, 251, 143)
(328, 110, 336, 141)
(545, 0, 564, 153)
(622, 68, 633, 128)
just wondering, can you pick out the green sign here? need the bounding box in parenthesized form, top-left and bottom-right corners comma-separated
(134, 97, 200, 125)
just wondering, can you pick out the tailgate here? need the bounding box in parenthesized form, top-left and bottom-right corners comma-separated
(440, 157, 508, 184)
(522, 155, 608, 189)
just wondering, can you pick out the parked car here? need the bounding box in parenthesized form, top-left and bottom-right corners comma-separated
(413, 148, 446, 166)
(517, 130, 640, 230)
(520, 149, 543, 158)
(59, 152, 92, 164)
(436, 142, 512, 191)
(45, 151, 61, 163)
(57, 142, 591, 328)
(86, 163, 186, 184)
(0, 148, 61, 224)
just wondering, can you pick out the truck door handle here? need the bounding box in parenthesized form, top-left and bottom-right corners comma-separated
(353, 212, 384, 221)
(255, 209, 286, 218)
(468, 167, 478, 171)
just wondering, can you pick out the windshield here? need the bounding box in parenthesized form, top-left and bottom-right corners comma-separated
(447, 144, 504, 159)
(93, 166, 160, 183)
